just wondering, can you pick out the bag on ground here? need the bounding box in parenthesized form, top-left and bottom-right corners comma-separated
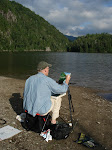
(49, 123, 72, 140)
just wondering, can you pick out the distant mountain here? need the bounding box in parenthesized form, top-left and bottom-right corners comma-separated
(0, 0, 69, 51)
(65, 35, 77, 41)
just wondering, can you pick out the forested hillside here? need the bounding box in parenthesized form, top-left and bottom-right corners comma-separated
(0, 0, 112, 53)
(0, 0, 69, 51)
(68, 33, 112, 53)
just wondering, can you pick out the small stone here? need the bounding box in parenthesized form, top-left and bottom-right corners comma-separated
(9, 140, 12, 143)
(69, 123, 72, 127)
(97, 121, 100, 124)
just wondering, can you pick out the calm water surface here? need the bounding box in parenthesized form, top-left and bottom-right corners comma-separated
(0, 52, 112, 91)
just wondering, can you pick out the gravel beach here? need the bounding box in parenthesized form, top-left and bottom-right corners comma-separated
(0, 76, 112, 150)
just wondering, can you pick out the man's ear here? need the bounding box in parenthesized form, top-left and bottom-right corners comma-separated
(44, 68, 47, 72)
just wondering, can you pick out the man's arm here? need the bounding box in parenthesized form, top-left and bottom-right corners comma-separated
(65, 75, 71, 85)
(46, 75, 71, 94)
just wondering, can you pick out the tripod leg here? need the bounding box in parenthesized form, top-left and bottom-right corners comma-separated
(68, 87, 75, 128)
(41, 113, 50, 132)
(70, 95, 74, 112)
(68, 87, 74, 112)
(68, 95, 73, 125)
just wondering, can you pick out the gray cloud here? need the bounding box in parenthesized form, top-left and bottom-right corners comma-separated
(10, 0, 112, 37)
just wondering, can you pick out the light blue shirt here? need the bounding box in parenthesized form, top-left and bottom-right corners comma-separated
(23, 72, 68, 117)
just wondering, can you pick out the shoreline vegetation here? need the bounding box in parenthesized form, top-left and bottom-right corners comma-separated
(0, 76, 112, 150)
(0, 50, 48, 52)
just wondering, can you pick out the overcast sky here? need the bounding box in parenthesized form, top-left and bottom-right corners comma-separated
(10, 0, 112, 37)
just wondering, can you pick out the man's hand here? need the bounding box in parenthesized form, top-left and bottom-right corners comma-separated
(65, 75, 71, 85)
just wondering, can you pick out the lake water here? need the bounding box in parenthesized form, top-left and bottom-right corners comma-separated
(0, 52, 112, 91)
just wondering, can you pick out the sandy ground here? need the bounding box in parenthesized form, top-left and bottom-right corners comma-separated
(0, 76, 112, 150)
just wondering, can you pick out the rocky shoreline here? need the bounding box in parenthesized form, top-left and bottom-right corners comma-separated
(0, 76, 112, 150)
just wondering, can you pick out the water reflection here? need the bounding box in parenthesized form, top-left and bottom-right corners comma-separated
(0, 52, 112, 91)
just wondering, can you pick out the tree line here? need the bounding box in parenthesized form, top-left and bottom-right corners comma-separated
(68, 33, 112, 53)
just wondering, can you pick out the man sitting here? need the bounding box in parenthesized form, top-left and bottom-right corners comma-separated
(23, 61, 70, 131)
